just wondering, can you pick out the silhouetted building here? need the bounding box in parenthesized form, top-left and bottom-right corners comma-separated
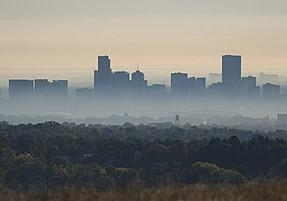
(35, 79, 68, 100)
(35, 79, 50, 97)
(112, 71, 130, 97)
(263, 83, 280, 99)
(188, 77, 206, 97)
(195, 77, 206, 96)
(9, 80, 34, 101)
(241, 76, 256, 87)
(131, 70, 147, 88)
(222, 55, 241, 86)
(147, 84, 166, 99)
(171, 72, 188, 96)
(130, 70, 147, 98)
(94, 56, 113, 94)
(113, 71, 130, 87)
(51, 80, 68, 98)
(241, 76, 260, 99)
(207, 82, 226, 97)
(188, 77, 196, 96)
(98, 55, 111, 72)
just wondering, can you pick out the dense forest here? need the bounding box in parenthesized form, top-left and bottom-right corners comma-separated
(0, 121, 287, 192)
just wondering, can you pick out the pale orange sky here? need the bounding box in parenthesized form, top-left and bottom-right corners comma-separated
(0, 0, 287, 86)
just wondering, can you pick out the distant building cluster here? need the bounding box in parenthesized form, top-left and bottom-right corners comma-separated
(90, 55, 282, 101)
(9, 79, 68, 102)
(6, 55, 284, 102)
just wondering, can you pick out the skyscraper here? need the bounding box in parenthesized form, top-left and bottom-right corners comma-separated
(35, 79, 50, 97)
(94, 56, 113, 91)
(241, 76, 260, 99)
(222, 55, 241, 86)
(9, 80, 34, 101)
(188, 77, 206, 97)
(113, 71, 130, 97)
(113, 71, 130, 87)
(171, 72, 188, 96)
(130, 70, 147, 98)
(51, 80, 68, 98)
(35, 79, 68, 100)
(131, 70, 147, 89)
(147, 84, 166, 99)
(98, 56, 111, 72)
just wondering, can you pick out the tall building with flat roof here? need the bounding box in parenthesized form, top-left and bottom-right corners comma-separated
(188, 77, 206, 97)
(195, 77, 206, 96)
(35, 79, 50, 97)
(240, 76, 259, 99)
(9, 80, 34, 101)
(147, 84, 166, 99)
(113, 71, 130, 87)
(222, 55, 241, 86)
(113, 71, 130, 97)
(51, 80, 68, 98)
(130, 70, 147, 98)
(98, 56, 111, 72)
(171, 72, 188, 96)
(35, 79, 68, 99)
(94, 56, 113, 95)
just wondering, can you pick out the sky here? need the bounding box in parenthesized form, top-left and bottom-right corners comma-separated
(0, 0, 287, 86)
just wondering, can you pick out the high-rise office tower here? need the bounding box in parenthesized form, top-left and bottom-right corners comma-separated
(147, 84, 166, 99)
(195, 77, 206, 96)
(241, 76, 260, 99)
(130, 70, 147, 98)
(113, 71, 130, 97)
(35, 79, 50, 97)
(9, 80, 34, 101)
(35, 79, 68, 99)
(98, 56, 111, 72)
(113, 71, 130, 87)
(222, 55, 241, 86)
(94, 56, 113, 90)
(241, 76, 256, 88)
(171, 72, 188, 96)
(131, 70, 147, 89)
(51, 80, 68, 98)
(188, 77, 206, 97)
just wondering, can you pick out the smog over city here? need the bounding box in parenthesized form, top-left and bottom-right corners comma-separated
(0, 54, 286, 130)
(1, 0, 287, 200)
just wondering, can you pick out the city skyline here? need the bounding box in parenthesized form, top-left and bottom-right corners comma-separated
(4, 55, 284, 101)
(1, 1, 287, 197)
(1, 54, 285, 119)
(0, 54, 285, 87)
(1, 0, 287, 87)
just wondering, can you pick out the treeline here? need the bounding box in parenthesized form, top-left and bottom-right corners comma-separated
(0, 121, 287, 191)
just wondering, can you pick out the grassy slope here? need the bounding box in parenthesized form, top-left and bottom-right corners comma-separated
(1, 180, 287, 201)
